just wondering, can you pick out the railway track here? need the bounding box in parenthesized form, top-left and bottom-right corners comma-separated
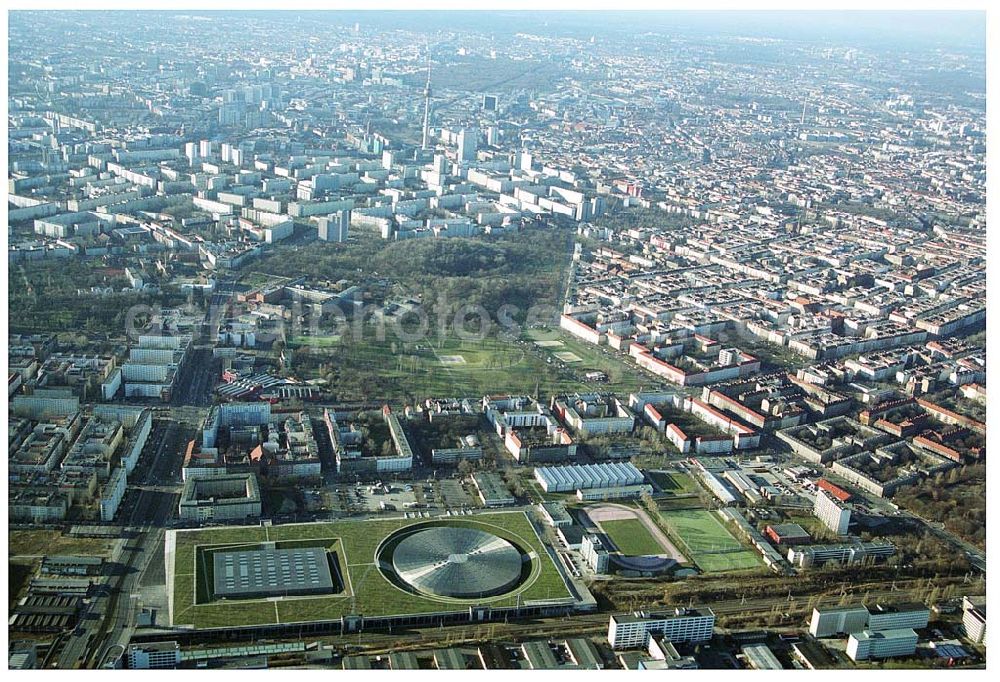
(317, 578, 964, 656)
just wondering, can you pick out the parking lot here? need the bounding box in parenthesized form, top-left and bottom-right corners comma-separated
(302, 475, 488, 518)
(357, 484, 419, 513)
(437, 478, 478, 509)
(317, 484, 416, 514)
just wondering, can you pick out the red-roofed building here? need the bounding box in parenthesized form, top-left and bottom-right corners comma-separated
(818, 478, 851, 502)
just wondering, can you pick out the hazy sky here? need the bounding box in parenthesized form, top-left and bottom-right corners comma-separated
(10, 10, 987, 54)
(254, 10, 987, 51)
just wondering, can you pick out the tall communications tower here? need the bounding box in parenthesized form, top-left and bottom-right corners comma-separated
(421, 50, 433, 151)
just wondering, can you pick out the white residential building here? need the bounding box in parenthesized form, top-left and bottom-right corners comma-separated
(99, 466, 127, 522)
(866, 603, 930, 632)
(581, 534, 610, 574)
(608, 608, 715, 649)
(961, 596, 986, 644)
(317, 210, 350, 242)
(847, 629, 918, 661)
(127, 642, 181, 669)
(809, 606, 870, 638)
(814, 489, 851, 535)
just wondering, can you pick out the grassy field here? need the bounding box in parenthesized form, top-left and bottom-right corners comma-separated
(647, 470, 700, 496)
(305, 331, 589, 402)
(659, 509, 762, 573)
(523, 327, 652, 391)
(170, 511, 573, 629)
(600, 519, 666, 556)
(8, 530, 119, 558)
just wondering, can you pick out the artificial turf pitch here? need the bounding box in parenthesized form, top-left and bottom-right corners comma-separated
(659, 509, 762, 573)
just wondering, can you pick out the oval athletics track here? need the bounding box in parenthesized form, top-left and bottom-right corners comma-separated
(582, 503, 688, 564)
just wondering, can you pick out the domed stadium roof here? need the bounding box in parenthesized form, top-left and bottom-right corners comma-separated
(391, 526, 524, 599)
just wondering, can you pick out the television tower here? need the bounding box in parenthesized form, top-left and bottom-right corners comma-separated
(421, 48, 433, 151)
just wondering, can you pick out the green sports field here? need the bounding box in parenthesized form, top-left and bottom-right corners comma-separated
(169, 511, 573, 629)
(600, 518, 666, 556)
(659, 509, 762, 573)
(646, 470, 700, 496)
(288, 334, 341, 348)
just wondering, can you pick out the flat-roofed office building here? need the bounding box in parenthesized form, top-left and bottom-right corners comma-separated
(178, 473, 261, 521)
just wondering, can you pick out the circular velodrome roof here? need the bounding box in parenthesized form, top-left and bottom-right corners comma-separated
(391, 526, 524, 599)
